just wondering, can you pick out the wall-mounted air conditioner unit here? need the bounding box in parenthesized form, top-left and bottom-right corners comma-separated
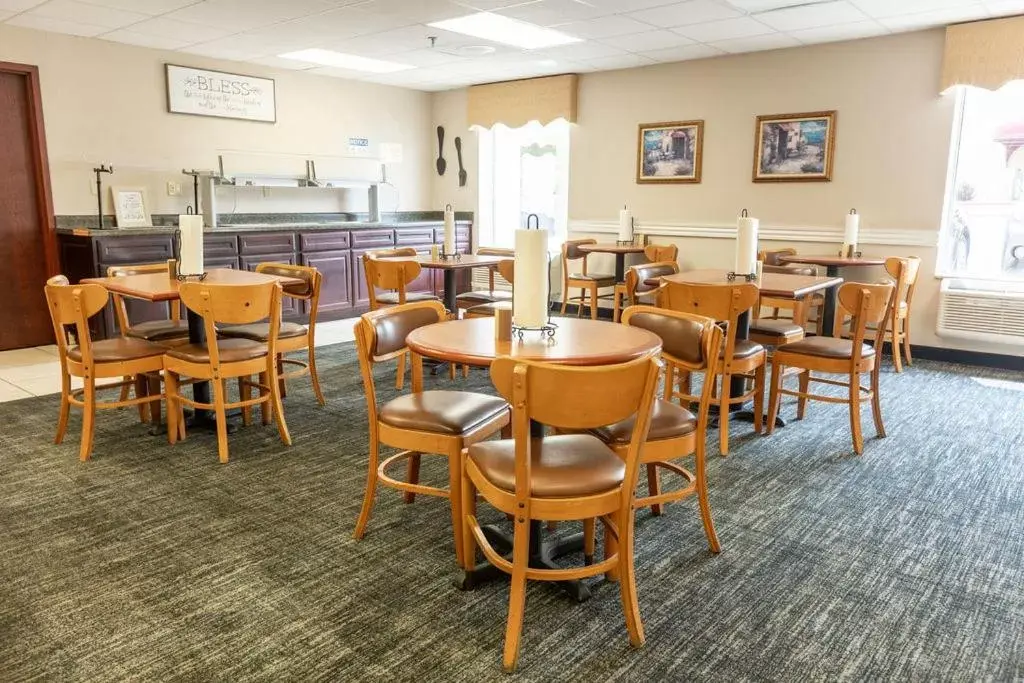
(936, 278, 1024, 346)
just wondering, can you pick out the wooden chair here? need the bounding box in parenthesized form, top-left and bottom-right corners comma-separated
(455, 246, 514, 312)
(353, 300, 510, 564)
(880, 256, 921, 373)
(611, 244, 679, 320)
(164, 280, 291, 464)
(44, 276, 165, 461)
(591, 305, 722, 550)
(766, 282, 895, 455)
(464, 259, 514, 318)
(659, 281, 766, 456)
(461, 354, 661, 671)
(613, 260, 679, 323)
(560, 238, 616, 320)
(643, 243, 678, 263)
(219, 263, 326, 406)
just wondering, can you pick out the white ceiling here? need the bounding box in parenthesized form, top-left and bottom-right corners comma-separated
(1, 0, 1022, 91)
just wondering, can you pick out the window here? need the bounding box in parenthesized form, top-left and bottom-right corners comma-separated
(475, 119, 571, 252)
(940, 82, 1024, 278)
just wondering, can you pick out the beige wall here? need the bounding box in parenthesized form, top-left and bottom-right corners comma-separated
(431, 88, 477, 214)
(0, 24, 433, 217)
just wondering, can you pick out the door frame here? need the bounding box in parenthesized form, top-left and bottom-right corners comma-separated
(0, 61, 58, 277)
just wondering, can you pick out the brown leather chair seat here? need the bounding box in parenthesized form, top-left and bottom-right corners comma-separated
(166, 338, 268, 364)
(67, 337, 166, 363)
(125, 319, 190, 342)
(376, 291, 440, 305)
(720, 339, 765, 359)
(590, 399, 697, 445)
(378, 390, 509, 436)
(568, 272, 616, 285)
(468, 434, 625, 498)
(456, 290, 513, 307)
(778, 336, 875, 359)
(217, 321, 307, 342)
(749, 319, 804, 339)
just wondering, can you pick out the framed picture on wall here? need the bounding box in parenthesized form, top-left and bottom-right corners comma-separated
(753, 110, 836, 182)
(636, 120, 704, 184)
(111, 186, 151, 228)
(165, 64, 277, 123)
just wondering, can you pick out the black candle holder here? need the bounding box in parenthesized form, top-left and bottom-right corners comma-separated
(726, 271, 757, 282)
(176, 272, 208, 281)
(512, 321, 558, 340)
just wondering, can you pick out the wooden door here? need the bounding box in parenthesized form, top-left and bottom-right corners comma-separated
(0, 63, 57, 351)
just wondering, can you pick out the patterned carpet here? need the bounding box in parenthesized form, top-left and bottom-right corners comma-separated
(1, 342, 1023, 681)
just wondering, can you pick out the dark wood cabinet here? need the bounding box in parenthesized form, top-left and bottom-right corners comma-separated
(302, 250, 352, 316)
(239, 232, 297, 255)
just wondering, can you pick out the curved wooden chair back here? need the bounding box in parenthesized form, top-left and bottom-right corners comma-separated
(478, 247, 515, 292)
(658, 281, 758, 363)
(837, 282, 895, 356)
(884, 256, 921, 310)
(644, 244, 678, 263)
(364, 250, 422, 310)
(257, 262, 322, 325)
(179, 280, 281, 369)
(489, 355, 661, 504)
(624, 261, 679, 303)
(44, 281, 108, 367)
(496, 259, 514, 285)
(106, 262, 180, 334)
(758, 248, 798, 266)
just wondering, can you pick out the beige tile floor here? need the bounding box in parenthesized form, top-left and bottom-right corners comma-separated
(0, 318, 358, 403)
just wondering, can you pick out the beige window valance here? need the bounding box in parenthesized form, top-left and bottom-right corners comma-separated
(941, 15, 1024, 91)
(467, 74, 578, 129)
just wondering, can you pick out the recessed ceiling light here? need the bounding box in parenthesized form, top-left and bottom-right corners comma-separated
(428, 12, 582, 50)
(278, 49, 414, 73)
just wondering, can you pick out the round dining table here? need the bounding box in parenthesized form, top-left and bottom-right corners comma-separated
(407, 316, 662, 603)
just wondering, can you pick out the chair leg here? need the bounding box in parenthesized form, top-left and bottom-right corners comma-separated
(694, 445, 721, 553)
(613, 287, 623, 323)
(560, 286, 568, 315)
(448, 363, 456, 380)
(903, 318, 913, 366)
(134, 375, 149, 423)
(78, 376, 97, 462)
(849, 372, 863, 455)
(502, 516, 531, 673)
(462, 364, 469, 379)
(447, 450, 465, 567)
(396, 351, 407, 390)
(797, 370, 810, 420)
(147, 375, 162, 429)
(583, 517, 595, 565)
(276, 355, 288, 399)
(616, 506, 645, 649)
(577, 289, 586, 318)
(663, 365, 675, 402)
(119, 376, 131, 409)
(718, 374, 730, 457)
(308, 346, 326, 406)
(269, 369, 292, 447)
(259, 371, 271, 426)
(891, 317, 903, 373)
(166, 371, 179, 446)
(55, 373, 71, 445)
(603, 514, 619, 583)
(766, 361, 783, 435)
(589, 286, 598, 320)
(871, 365, 886, 438)
(239, 376, 252, 427)
(354, 430, 381, 540)
(460, 462, 478, 571)
(752, 362, 766, 434)
(212, 379, 230, 464)
(645, 464, 663, 516)
(404, 453, 421, 504)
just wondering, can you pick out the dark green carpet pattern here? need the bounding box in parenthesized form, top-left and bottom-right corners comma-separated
(1, 344, 1023, 681)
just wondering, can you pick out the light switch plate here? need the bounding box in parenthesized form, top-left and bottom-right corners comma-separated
(167, 181, 182, 196)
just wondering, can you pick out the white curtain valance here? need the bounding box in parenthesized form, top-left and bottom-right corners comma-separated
(941, 15, 1024, 92)
(467, 74, 578, 129)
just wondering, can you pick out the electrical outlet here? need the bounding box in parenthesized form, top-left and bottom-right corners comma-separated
(167, 181, 182, 196)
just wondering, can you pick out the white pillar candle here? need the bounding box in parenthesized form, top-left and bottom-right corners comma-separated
(178, 214, 204, 276)
(618, 206, 634, 243)
(735, 211, 759, 276)
(513, 228, 549, 329)
(843, 210, 860, 255)
(443, 204, 456, 255)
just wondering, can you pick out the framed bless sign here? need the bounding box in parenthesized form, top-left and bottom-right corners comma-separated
(165, 64, 276, 123)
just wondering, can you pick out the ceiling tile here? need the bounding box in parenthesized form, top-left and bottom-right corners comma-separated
(877, 4, 990, 30)
(0, 0, 46, 10)
(711, 31, 800, 52)
(787, 19, 888, 42)
(531, 40, 626, 60)
(553, 15, 658, 38)
(673, 15, 775, 41)
(985, 0, 1024, 15)
(497, 0, 614, 25)
(358, 0, 470, 23)
(6, 13, 107, 35)
(639, 42, 726, 61)
(599, 28, 695, 51)
(162, 0, 340, 32)
(628, 0, 742, 28)
(583, 0, 690, 10)
(247, 55, 318, 69)
(850, 0, 979, 19)
(227, 6, 400, 44)
(755, 1, 869, 31)
(23, 0, 149, 28)
(387, 47, 470, 66)
(584, 53, 657, 69)
(99, 28, 192, 48)
(454, 0, 541, 10)
(123, 16, 236, 42)
(82, 0, 202, 14)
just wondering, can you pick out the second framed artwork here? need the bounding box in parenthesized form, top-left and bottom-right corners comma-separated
(636, 120, 704, 184)
(753, 110, 836, 182)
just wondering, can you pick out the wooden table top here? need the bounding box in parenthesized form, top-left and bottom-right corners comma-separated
(577, 243, 647, 255)
(82, 268, 304, 302)
(406, 316, 662, 367)
(660, 269, 843, 299)
(777, 254, 886, 268)
(414, 254, 508, 270)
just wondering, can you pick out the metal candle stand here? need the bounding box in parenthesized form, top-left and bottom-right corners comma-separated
(173, 220, 207, 281)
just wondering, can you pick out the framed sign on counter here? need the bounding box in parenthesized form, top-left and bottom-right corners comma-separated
(165, 64, 276, 123)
